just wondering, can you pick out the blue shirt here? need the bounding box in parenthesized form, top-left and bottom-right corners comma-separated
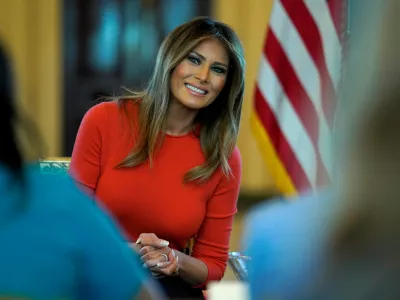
(243, 191, 338, 300)
(0, 164, 149, 300)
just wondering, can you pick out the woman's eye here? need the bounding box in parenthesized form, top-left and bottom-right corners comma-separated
(212, 67, 226, 74)
(188, 56, 200, 64)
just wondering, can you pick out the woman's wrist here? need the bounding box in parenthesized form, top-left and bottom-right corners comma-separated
(174, 250, 208, 286)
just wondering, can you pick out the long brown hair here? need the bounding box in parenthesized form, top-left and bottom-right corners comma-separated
(116, 17, 245, 183)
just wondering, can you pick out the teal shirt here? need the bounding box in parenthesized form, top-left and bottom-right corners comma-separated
(0, 164, 149, 300)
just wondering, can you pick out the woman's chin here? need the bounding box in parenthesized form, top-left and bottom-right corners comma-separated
(180, 98, 211, 110)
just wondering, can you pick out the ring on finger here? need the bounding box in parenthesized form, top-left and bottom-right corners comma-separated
(160, 253, 168, 262)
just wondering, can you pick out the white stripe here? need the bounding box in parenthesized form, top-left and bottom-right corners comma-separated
(269, 0, 333, 177)
(304, 0, 342, 88)
(257, 54, 317, 188)
(270, 0, 321, 114)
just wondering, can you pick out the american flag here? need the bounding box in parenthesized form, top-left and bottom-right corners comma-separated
(252, 0, 347, 195)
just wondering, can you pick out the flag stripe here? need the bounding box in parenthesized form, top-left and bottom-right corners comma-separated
(327, 0, 346, 41)
(269, 0, 322, 120)
(254, 86, 312, 191)
(281, 0, 338, 126)
(257, 55, 315, 189)
(304, 0, 342, 88)
(250, 111, 296, 196)
(264, 29, 329, 186)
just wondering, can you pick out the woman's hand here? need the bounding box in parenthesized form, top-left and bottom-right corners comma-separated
(136, 233, 179, 277)
(128, 238, 161, 277)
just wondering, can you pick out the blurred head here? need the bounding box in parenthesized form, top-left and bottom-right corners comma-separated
(319, 4, 400, 295)
(300, 4, 400, 298)
(0, 43, 23, 179)
(119, 17, 245, 182)
(335, 0, 400, 240)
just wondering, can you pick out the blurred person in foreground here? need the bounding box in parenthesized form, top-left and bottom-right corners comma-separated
(0, 43, 163, 300)
(242, 1, 400, 299)
(306, 0, 400, 298)
(69, 17, 245, 299)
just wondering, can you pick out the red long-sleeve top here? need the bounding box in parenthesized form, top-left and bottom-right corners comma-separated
(69, 101, 241, 285)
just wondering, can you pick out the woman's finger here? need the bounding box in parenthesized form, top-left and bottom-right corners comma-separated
(136, 233, 169, 248)
(168, 249, 176, 261)
(148, 262, 171, 273)
(140, 248, 168, 262)
(155, 250, 176, 268)
(143, 253, 169, 268)
(156, 261, 171, 268)
(138, 245, 157, 256)
(157, 256, 179, 276)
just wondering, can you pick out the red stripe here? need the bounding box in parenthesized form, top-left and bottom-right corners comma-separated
(327, 0, 346, 40)
(264, 29, 329, 185)
(280, 0, 337, 127)
(254, 86, 311, 191)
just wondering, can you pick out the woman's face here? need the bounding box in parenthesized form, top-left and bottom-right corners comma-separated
(170, 39, 229, 110)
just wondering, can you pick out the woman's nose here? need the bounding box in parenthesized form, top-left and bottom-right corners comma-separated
(195, 65, 210, 83)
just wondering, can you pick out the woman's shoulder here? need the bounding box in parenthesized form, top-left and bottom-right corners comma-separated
(87, 99, 139, 115)
(85, 100, 120, 119)
(212, 146, 242, 186)
(82, 100, 140, 129)
(230, 146, 241, 163)
(228, 146, 242, 172)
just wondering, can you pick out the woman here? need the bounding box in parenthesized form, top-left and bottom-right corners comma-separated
(0, 44, 162, 299)
(70, 16, 245, 298)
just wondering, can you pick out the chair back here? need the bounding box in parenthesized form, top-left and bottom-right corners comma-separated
(38, 157, 71, 175)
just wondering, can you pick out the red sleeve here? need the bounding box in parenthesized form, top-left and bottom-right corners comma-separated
(191, 147, 242, 286)
(69, 102, 107, 192)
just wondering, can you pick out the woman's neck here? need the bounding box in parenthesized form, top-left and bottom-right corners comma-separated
(165, 100, 198, 136)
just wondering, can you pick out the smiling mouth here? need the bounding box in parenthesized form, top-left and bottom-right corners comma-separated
(185, 83, 208, 95)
